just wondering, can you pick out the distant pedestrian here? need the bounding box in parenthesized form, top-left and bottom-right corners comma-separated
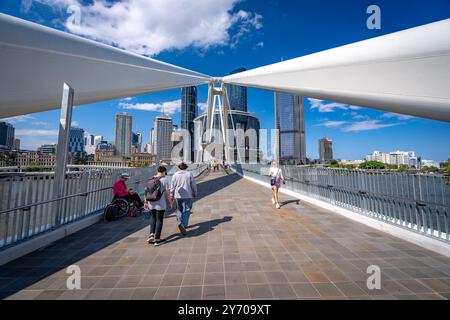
(145, 166, 173, 246)
(268, 161, 285, 209)
(212, 160, 217, 172)
(170, 162, 197, 236)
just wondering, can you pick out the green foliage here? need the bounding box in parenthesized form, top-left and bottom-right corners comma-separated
(360, 161, 385, 170)
(0, 152, 17, 166)
(443, 165, 450, 185)
(72, 151, 88, 165)
(421, 166, 439, 173)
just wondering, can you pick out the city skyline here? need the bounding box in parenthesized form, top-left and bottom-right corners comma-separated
(0, 1, 449, 161)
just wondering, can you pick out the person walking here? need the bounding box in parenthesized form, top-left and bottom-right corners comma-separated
(268, 161, 285, 209)
(145, 166, 173, 246)
(170, 162, 197, 236)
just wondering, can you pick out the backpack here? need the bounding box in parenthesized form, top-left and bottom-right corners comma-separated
(104, 204, 118, 222)
(145, 177, 163, 201)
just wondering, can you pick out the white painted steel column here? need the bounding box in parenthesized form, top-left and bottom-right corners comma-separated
(53, 83, 74, 226)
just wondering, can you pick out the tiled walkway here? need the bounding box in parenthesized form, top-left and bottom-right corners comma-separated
(1, 170, 450, 300)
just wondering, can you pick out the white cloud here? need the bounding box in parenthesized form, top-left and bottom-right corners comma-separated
(120, 99, 181, 115)
(198, 102, 208, 113)
(71, 121, 79, 127)
(342, 120, 399, 132)
(256, 41, 264, 48)
(308, 98, 361, 113)
(32, 121, 49, 126)
(1, 115, 35, 124)
(28, 0, 263, 56)
(381, 112, 415, 121)
(15, 129, 59, 137)
(322, 120, 347, 128)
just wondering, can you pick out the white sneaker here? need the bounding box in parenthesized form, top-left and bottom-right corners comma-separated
(147, 234, 155, 243)
(271, 198, 275, 204)
(276, 203, 281, 209)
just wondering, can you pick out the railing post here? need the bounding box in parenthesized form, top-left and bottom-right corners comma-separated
(53, 83, 74, 227)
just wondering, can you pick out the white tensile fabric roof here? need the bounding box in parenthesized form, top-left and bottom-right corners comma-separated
(223, 19, 450, 122)
(0, 13, 211, 118)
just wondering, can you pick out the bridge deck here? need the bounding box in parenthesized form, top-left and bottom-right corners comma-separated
(1, 170, 449, 300)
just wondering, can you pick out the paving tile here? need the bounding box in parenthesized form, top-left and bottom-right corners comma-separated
(313, 283, 344, 298)
(107, 288, 134, 300)
(226, 284, 250, 299)
(204, 272, 225, 286)
(203, 285, 226, 300)
(131, 287, 158, 300)
(178, 286, 203, 300)
(182, 273, 204, 286)
(154, 287, 180, 300)
(160, 274, 184, 287)
(248, 284, 273, 299)
(245, 272, 268, 284)
(270, 283, 297, 299)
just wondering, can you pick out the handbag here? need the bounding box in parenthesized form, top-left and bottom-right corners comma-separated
(270, 168, 280, 186)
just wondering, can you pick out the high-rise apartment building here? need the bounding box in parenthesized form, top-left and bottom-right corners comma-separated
(115, 112, 132, 157)
(181, 86, 197, 162)
(275, 92, 306, 165)
(0, 121, 15, 150)
(319, 138, 333, 163)
(153, 116, 173, 163)
(225, 68, 247, 112)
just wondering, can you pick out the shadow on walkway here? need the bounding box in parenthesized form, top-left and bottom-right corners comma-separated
(162, 216, 233, 245)
(279, 199, 301, 208)
(195, 172, 242, 201)
(0, 216, 148, 299)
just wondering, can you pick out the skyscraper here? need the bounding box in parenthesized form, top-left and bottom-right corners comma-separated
(225, 68, 247, 112)
(132, 132, 142, 152)
(153, 116, 173, 163)
(319, 138, 333, 163)
(115, 112, 132, 157)
(68, 127, 85, 155)
(181, 86, 197, 162)
(0, 121, 15, 150)
(275, 92, 306, 165)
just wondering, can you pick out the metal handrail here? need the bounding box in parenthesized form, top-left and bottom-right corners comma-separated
(284, 176, 450, 209)
(0, 164, 207, 216)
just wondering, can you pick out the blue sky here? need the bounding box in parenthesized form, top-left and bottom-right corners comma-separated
(1, 0, 449, 161)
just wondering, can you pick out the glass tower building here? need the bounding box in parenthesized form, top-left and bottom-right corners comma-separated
(68, 127, 85, 156)
(275, 92, 306, 165)
(225, 68, 247, 112)
(115, 112, 133, 157)
(0, 121, 15, 150)
(181, 86, 197, 162)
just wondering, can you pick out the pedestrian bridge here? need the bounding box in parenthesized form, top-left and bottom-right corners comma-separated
(1, 168, 449, 300)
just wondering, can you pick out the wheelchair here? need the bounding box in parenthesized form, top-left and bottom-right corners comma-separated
(104, 196, 142, 222)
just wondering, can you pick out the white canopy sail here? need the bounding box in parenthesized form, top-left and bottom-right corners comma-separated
(223, 19, 450, 122)
(0, 13, 211, 118)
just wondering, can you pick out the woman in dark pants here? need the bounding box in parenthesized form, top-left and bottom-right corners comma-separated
(145, 166, 173, 246)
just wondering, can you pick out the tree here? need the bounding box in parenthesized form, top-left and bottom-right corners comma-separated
(360, 161, 385, 170)
(443, 165, 450, 185)
(72, 151, 88, 165)
(329, 160, 339, 168)
(0, 152, 17, 166)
